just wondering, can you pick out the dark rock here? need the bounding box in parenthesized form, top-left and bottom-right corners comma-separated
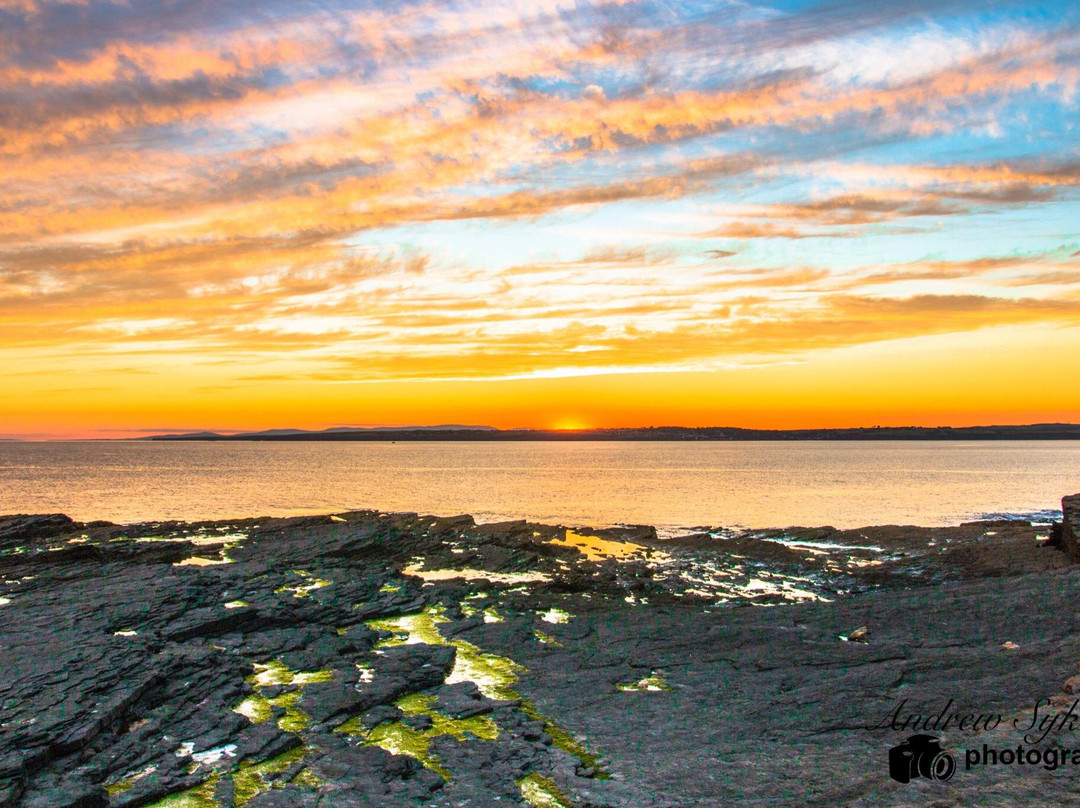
(586, 525, 658, 543)
(1062, 493, 1080, 561)
(213, 776, 236, 806)
(52, 672, 162, 756)
(16, 773, 106, 808)
(309, 742, 418, 786)
(165, 606, 265, 642)
(0, 514, 80, 548)
(245, 786, 320, 807)
(300, 645, 455, 725)
(7, 504, 1080, 807)
(0, 779, 26, 806)
(299, 678, 368, 726)
(402, 713, 434, 730)
(443, 615, 484, 637)
(337, 624, 379, 652)
(435, 682, 518, 719)
(360, 705, 404, 729)
(1047, 521, 1063, 546)
(232, 719, 303, 762)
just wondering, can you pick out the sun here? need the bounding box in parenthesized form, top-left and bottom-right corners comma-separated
(551, 417, 591, 431)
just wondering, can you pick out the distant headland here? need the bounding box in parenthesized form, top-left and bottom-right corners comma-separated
(142, 423, 1080, 441)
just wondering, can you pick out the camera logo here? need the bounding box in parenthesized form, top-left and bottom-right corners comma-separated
(889, 734, 956, 783)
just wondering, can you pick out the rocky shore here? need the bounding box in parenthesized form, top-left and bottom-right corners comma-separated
(2, 498, 1080, 807)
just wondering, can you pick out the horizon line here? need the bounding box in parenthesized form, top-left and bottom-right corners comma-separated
(5, 422, 1080, 442)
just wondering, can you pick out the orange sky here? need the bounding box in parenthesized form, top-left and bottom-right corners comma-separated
(2, 0, 1079, 438)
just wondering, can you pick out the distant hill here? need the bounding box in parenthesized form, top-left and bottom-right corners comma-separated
(142, 430, 226, 440)
(143, 423, 1080, 441)
(355, 424, 498, 432)
(140, 425, 497, 440)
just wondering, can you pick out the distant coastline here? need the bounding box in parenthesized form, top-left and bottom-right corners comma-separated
(143, 423, 1080, 441)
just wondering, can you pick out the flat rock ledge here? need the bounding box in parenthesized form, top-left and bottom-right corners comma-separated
(1, 499, 1080, 807)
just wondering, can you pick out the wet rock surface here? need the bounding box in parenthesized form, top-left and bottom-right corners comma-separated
(1, 505, 1079, 807)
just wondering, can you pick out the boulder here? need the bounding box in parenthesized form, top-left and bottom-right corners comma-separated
(1061, 493, 1080, 562)
(0, 514, 80, 549)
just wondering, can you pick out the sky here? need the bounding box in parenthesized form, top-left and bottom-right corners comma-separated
(1, 0, 1079, 438)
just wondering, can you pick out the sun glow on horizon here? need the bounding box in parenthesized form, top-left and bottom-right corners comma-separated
(551, 418, 592, 432)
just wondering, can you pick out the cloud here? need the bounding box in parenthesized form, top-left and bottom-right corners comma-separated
(693, 162, 1080, 244)
(2, 0, 1079, 428)
(778, 192, 963, 224)
(828, 255, 1048, 290)
(700, 222, 833, 240)
(1002, 267, 1080, 287)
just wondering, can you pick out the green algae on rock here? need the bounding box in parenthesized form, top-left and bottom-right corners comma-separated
(231, 746, 309, 807)
(517, 772, 574, 808)
(337, 692, 497, 780)
(233, 658, 332, 732)
(274, 569, 331, 598)
(533, 629, 562, 646)
(368, 606, 524, 701)
(364, 605, 608, 779)
(339, 691, 498, 777)
(142, 774, 220, 808)
(247, 659, 334, 688)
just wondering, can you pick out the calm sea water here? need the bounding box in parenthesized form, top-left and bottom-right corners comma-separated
(0, 440, 1078, 531)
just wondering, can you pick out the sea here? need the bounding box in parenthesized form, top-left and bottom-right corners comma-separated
(0, 440, 1077, 532)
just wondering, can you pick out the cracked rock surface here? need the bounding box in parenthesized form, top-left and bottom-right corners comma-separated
(1, 508, 1079, 807)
